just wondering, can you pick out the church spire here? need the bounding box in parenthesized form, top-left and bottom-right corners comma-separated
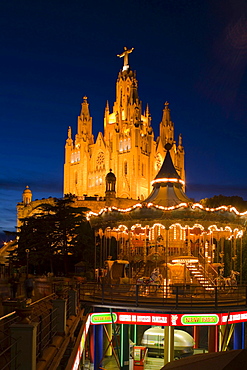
(159, 101, 174, 146)
(178, 133, 183, 148)
(77, 96, 93, 142)
(112, 47, 141, 131)
(145, 104, 152, 127)
(80, 96, 90, 121)
(145, 104, 149, 117)
(104, 100, 110, 128)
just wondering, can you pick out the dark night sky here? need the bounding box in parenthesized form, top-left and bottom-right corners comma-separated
(1, 0, 247, 236)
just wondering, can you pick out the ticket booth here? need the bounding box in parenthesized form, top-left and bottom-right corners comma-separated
(133, 346, 148, 370)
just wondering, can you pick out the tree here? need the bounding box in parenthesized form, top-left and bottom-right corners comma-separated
(10, 195, 94, 275)
(200, 195, 247, 212)
(200, 194, 247, 282)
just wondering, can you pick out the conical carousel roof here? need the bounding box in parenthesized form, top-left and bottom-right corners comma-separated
(145, 143, 191, 206)
(87, 144, 246, 233)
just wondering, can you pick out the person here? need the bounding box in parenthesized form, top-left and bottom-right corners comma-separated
(9, 273, 19, 299)
(24, 275, 34, 299)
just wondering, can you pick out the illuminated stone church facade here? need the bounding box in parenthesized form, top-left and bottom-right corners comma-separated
(64, 48, 185, 201)
(17, 48, 185, 225)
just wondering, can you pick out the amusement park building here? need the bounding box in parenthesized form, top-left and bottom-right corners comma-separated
(88, 142, 246, 285)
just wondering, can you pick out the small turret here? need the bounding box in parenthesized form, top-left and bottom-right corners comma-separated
(22, 186, 32, 205)
(105, 169, 116, 198)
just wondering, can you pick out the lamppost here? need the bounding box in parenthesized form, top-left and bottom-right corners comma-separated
(25, 249, 30, 278)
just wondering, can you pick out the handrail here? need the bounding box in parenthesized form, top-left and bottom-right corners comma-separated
(78, 282, 247, 309)
(30, 293, 56, 306)
(0, 311, 16, 322)
(197, 263, 216, 286)
(0, 294, 56, 322)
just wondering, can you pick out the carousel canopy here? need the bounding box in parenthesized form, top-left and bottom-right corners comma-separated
(145, 143, 191, 207)
(87, 144, 247, 234)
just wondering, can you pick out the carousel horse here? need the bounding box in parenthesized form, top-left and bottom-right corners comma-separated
(214, 274, 225, 289)
(137, 267, 163, 286)
(214, 270, 240, 289)
(225, 270, 240, 287)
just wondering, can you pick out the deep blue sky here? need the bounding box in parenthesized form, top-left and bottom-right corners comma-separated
(1, 0, 247, 237)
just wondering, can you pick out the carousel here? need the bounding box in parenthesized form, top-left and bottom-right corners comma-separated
(88, 144, 247, 292)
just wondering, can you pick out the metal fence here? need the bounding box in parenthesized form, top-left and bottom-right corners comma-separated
(0, 311, 19, 370)
(0, 293, 57, 369)
(0, 282, 81, 369)
(78, 282, 247, 309)
(31, 295, 58, 360)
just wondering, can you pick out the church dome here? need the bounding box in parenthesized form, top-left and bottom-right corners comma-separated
(22, 186, 32, 205)
(105, 169, 116, 196)
(106, 169, 116, 181)
(23, 185, 32, 194)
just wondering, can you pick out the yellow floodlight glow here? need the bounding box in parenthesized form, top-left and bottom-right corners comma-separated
(86, 200, 247, 226)
(172, 258, 198, 264)
(151, 178, 185, 186)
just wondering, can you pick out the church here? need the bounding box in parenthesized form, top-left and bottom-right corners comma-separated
(63, 47, 185, 202)
(18, 47, 186, 219)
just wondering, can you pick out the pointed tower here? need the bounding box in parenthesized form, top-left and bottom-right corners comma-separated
(176, 133, 185, 189)
(76, 96, 93, 143)
(110, 59, 142, 134)
(159, 101, 174, 145)
(104, 101, 110, 129)
(145, 143, 190, 206)
(64, 96, 94, 196)
(101, 47, 156, 200)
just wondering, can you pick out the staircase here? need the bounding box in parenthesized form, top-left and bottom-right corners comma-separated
(186, 262, 215, 291)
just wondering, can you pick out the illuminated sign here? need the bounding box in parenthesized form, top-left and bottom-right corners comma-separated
(91, 312, 117, 325)
(181, 314, 219, 326)
(221, 311, 247, 324)
(71, 310, 247, 370)
(89, 311, 247, 327)
(117, 312, 168, 325)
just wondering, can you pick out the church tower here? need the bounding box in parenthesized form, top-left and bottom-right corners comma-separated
(64, 48, 185, 201)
